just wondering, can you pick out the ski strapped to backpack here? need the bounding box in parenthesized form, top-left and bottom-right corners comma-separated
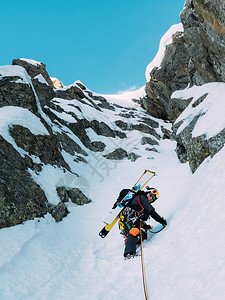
(99, 170, 156, 238)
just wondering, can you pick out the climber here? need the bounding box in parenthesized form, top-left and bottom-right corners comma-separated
(119, 187, 167, 259)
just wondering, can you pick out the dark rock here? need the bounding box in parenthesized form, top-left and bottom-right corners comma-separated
(145, 147, 159, 153)
(128, 152, 141, 162)
(104, 148, 128, 160)
(114, 130, 127, 139)
(49, 202, 69, 222)
(76, 82, 86, 90)
(68, 119, 116, 152)
(175, 143, 188, 163)
(73, 156, 88, 163)
(9, 125, 70, 170)
(90, 120, 115, 137)
(67, 188, 91, 205)
(68, 121, 94, 151)
(0, 136, 48, 228)
(56, 187, 69, 203)
(142, 32, 190, 120)
(192, 93, 208, 107)
(209, 128, 225, 157)
(97, 99, 115, 110)
(161, 126, 173, 140)
(1, 61, 55, 112)
(173, 111, 225, 173)
(12, 58, 54, 87)
(142, 0, 225, 122)
(168, 97, 193, 122)
(91, 141, 106, 152)
(141, 136, 159, 146)
(141, 117, 159, 128)
(180, 0, 225, 84)
(115, 120, 129, 130)
(130, 124, 161, 139)
(0, 75, 38, 114)
(55, 86, 103, 112)
(32, 79, 55, 109)
(56, 132, 88, 156)
(55, 85, 85, 100)
(187, 134, 211, 173)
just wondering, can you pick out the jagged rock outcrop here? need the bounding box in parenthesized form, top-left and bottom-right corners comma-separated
(142, 0, 225, 121)
(180, 0, 225, 84)
(104, 148, 128, 160)
(66, 188, 91, 205)
(174, 121, 225, 173)
(56, 187, 91, 206)
(141, 31, 191, 120)
(49, 202, 69, 222)
(12, 58, 55, 109)
(0, 58, 162, 228)
(0, 136, 48, 228)
(139, 0, 225, 173)
(12, 58, 54, 87)
(1, 0, 224, 227)
(0, 66, 38, 114)
(9, 125, 70, 169)
(0, 61, 94, 228)
(171, 83, 225, 173)
(170, 0, 225, 173)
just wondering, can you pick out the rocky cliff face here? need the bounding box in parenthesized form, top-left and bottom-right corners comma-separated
(141, 0, 225, 173)
(0, 0, 224, 229)
(0, 59, 164, 229)
(142, 0, 225, 121)
(180, 0, 225, 84)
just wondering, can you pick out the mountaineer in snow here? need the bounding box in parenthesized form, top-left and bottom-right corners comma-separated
(117, 187, 167, 259)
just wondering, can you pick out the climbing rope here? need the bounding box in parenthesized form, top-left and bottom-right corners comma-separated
(149, 225, 166, 234)
(140, 224, 149, 300)
(139, 224, 166, 299)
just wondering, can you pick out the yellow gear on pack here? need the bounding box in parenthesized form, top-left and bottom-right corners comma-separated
(118, 211, 125, 231)
(118, 207, 139, 236)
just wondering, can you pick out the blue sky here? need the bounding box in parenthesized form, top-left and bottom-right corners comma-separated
(1, 0, 184, 94)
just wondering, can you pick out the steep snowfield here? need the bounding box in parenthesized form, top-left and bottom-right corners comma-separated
(172, 82, 225, 138)
(0, 85, 225, 299)
(0, 23, 224, 298)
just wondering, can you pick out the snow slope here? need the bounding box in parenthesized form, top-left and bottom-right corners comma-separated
(0, 82, 225, 300)
(172, 82, 225, 138)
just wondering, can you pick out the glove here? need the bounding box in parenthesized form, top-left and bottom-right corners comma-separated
(145, 224, 152, 230)
(142, 222, 152, 230)
(161, 218, 167, 227)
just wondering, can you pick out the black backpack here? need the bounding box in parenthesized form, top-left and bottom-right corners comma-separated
(112, 189, 146, 209)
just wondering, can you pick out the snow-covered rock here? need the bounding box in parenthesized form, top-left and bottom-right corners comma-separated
(0, 59, 163, 228)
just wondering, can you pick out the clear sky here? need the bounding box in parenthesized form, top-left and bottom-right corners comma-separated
(1, 0, 184, 94)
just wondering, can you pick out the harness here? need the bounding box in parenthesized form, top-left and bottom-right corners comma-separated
(119, 195, 145, 236)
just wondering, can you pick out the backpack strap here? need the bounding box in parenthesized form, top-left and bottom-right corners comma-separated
(138, 195, 144, 215)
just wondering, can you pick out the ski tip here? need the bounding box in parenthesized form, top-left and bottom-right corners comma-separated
(99, 227, 109, 238)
